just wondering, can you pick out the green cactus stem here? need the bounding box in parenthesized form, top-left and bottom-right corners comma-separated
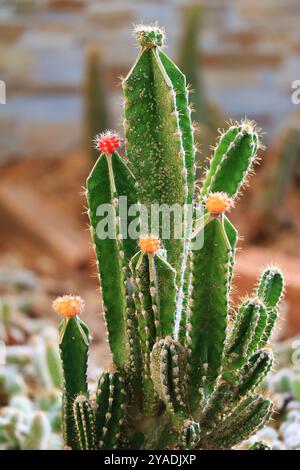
(95, 371, 127, 449)
(86, 141, 138, 368)
(73, 395, 97, 450)
(150, 337, 189, 422)
(256, 267, 285, 345)
(188, 215, 231, 406)
(123, 25, 189, 277)
(202, 348, 273, 431)
(225, 298, 268, 370)
(130, 244, 176, 413)
(58, 313, 90, 450)
(201, 395, 273, 450)
(201, 120, 261, 200)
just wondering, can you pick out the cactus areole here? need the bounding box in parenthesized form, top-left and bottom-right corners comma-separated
(56, 25, 284, 450)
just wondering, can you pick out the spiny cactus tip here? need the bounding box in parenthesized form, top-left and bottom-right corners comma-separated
(134, 23, 165, 48)
(139, 235, 160, 254)
(205, 192, 234, 215)
(52, 295, 84, 318)
(74, 394, 87, 403)
(240, 118, 257, 135)
(95, 130, 121, 154)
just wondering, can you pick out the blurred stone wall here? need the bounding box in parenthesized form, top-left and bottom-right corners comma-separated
(0, 0, 300, 162)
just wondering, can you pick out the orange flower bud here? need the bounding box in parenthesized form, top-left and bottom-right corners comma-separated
(205, 192, 234, 215)
(139, 235, 160, 254)
(52, 295, 84, 318)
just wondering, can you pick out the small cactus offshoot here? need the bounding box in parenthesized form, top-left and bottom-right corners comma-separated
(56, 25, 284, 450)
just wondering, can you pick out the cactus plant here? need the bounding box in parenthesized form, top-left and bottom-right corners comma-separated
(55, 25, 284, 450)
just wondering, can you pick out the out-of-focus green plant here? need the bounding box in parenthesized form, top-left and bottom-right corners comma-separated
(178, 3, 225, 175)
(0, 319, 63, 450)
(84, 45, 109, 162)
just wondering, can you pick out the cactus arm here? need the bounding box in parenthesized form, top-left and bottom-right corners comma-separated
(178, 250, 193, 345)
(124, 46, 186, 273)
(130, 251, 156, 360)
(233, 348, 273, 397)
(150, 337, 189, 421)
(124, 286, 143, 400)
(201, 395, 273, 450)
(86, 153, 128, 368)
(109, 151, 144, 387)
(178, 211, 209, 345)
(59, 317, 90, 449)
(95, 372, 127, 449)
(202, 348, 273, 431)
(150, 337, 201, 450)
(158, 50, 195, 205)
(129, 251, 161, 413)
(157, 50, 196, 342)
(188, 216, 230, 405)
(256, 267, 285, 345)
(73, 395, 97, 450)
(223, 215, 238, 289)
(124, 46, 186, 206)
(257, 267, 284, 308)
(225, 298, 268, 370)
(131, 250, 177, 338)
(110, 152, 139, 262)
(201, 121, 260, 199)
(152, 252, 177, 338)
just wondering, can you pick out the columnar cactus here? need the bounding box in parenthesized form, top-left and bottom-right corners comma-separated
(55, 25, 285, 450)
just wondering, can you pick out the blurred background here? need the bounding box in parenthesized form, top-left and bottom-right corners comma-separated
(0, 0, 300, 450)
